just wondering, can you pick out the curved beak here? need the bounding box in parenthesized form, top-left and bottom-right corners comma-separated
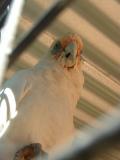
(64, 42, 78, 58)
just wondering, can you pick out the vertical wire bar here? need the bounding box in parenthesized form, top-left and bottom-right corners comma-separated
(0, 0, 25, 86)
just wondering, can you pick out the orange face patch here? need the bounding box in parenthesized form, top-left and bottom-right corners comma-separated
(51, 34, 83, 70)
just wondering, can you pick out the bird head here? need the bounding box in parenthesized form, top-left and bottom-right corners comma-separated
(50, 34, 83, 70)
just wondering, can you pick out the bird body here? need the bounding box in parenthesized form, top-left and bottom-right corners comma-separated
(0, 34, 84, 159)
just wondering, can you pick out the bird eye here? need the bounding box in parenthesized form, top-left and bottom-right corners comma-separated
(51, 41, 62, 54)
(54, 41, 61, 49)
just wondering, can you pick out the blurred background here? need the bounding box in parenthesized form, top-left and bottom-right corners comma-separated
(3, 0, 120, 159)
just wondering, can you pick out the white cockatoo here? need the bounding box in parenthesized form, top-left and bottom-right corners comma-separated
(0, 34, 84, 160)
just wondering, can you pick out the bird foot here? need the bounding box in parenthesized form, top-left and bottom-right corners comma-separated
(14, 143, 47, 160)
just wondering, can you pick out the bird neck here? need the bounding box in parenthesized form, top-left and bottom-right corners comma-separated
(33, 55, 84, 107)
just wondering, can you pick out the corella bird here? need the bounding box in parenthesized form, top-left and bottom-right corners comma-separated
(0, 34, 84, 160)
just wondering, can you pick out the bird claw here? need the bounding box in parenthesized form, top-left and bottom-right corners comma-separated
(14, 143, 47, 160)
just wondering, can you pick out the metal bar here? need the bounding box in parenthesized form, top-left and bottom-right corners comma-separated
(8, 0, 74, 68)
(0, 5, 9, 29)
(46, 109, 120, 160)
(0, 0, 25, 85)
(0, 0, 12, 16)
(0, 0, 12, 33)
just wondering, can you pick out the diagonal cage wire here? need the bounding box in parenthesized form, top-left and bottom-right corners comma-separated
(0, 0, 120, 160)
